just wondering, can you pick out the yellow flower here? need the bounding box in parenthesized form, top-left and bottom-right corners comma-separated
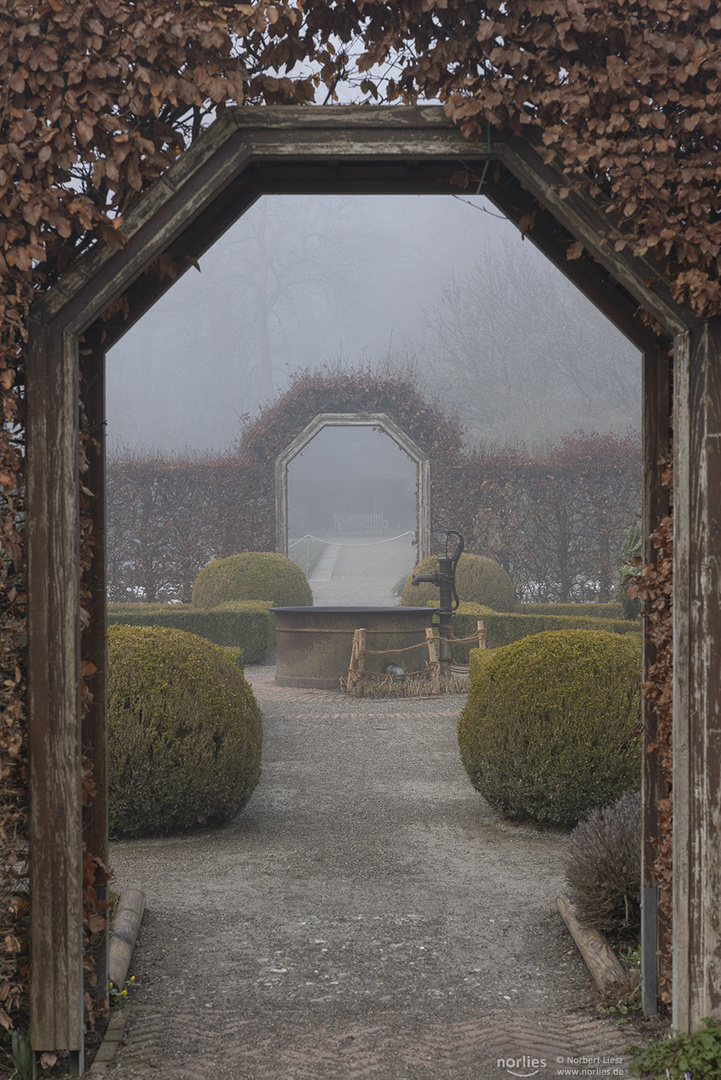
(130, 976, 135, 982)
(109, 982, 114, 989)
(121, 989, 128, 997)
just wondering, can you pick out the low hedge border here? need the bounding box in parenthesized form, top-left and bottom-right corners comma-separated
(430, 602, 641, 664)
(107, 601, 274, 663)
(518, 601, 627, 620)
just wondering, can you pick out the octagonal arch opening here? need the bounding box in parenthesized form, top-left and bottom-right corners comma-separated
(275, 414, 431, 594)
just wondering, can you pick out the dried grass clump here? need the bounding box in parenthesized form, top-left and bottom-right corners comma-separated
(343, 671, 469, 697)
(565, 791, 641, 936)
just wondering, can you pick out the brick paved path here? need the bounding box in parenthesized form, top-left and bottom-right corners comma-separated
(106, 667, 636, 1080)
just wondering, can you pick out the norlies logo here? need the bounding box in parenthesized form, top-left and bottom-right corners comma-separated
(497, 1056, 547, 1078)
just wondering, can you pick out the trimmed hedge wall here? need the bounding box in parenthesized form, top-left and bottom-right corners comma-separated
(447, 602, 641, 663)
(193, 551, 312, 608)
(519, 601, 626, 620)
(401, 553, 516, 611)
(108, 625, 263, 837)
(108, 601, 274, 663)
(458, 630, 642, 827)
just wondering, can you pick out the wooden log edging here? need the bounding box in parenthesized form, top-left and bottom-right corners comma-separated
(108, 888, 146, 990)
(556, 893, 629, 991)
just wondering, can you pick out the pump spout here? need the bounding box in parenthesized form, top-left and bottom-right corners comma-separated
(411, 572, 439, 587)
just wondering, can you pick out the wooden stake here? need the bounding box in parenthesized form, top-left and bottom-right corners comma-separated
(357, 628, 366, 698)
(347, 629, 359, 692)
(426, 627, 440, 694)
(477, 620, 486, 650)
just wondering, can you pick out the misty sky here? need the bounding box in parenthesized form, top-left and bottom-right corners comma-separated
(106, 194, 641, 454)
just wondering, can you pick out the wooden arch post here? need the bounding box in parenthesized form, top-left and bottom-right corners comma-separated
(673, 315, 721, 1029)
(26, 321, 84, 1063)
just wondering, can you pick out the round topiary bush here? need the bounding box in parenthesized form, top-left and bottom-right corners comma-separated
(565, 791, 641, 936)
(108, 625, 263, 838)
(457, 629, 641, 827)
(400, 552, 516, 611)
(192, 551, 313, 608)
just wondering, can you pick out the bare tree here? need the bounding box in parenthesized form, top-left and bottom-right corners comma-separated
(412, 238, 641, 446)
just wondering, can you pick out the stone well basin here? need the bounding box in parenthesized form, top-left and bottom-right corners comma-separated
(272, 606, 434, 689)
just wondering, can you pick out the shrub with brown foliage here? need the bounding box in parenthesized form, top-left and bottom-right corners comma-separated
(628, 454, 674, 1003)
(565, 792, 642, 938)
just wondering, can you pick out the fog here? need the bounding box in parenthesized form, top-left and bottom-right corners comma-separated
(106, 194, 641, 456)
(287, 426, 416, 539)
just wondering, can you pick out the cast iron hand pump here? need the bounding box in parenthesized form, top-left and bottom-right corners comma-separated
(411, 530, 464, 670)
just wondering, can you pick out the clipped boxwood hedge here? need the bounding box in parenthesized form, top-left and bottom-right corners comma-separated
(193, 551, 313, 608)
(427, 602, 640, 665)
(108, 625, 262, 837)
(454, 602, 641, 663)
(107, 600, 274, 663)
(519, 601, 626, 620)
(458, 629, 642, 827)
(401, 553, 516, 611)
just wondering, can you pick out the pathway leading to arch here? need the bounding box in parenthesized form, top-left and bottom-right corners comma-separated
(308, 532, 415, 607)
(105, 666, 636, 1079)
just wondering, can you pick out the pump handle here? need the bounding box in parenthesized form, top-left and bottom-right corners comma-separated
(445, 530, 464, 610)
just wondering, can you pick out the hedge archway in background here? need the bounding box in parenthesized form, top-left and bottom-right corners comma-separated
(229, 365, 466, 555)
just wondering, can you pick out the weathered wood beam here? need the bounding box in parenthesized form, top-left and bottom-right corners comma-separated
(26, 319, 84, 1059)
(38, 107, 494, 335)
(673, 316, 721, 1032)
(640, 344, 672, 1016)
(36, 106, 694, 350)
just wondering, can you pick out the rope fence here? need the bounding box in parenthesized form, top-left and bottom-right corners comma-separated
(346, 620, 486, 696)
(288, 530, 414, 550)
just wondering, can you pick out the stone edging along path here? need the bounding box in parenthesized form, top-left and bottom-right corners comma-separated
(101, 665, 646, 1080)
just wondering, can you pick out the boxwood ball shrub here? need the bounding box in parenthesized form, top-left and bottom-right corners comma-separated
(458, 630, 641, 827)
(401, 553, 516, 611)
(192, 551, 312, 608)
(108, 625, 262, 838)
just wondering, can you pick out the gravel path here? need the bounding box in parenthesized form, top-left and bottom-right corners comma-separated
(105, 666, 636, 1080)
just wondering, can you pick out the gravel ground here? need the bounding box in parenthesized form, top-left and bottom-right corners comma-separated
(104, 665, 643, 1080)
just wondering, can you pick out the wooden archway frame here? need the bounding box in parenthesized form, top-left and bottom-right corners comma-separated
(25, 105, 718, 1061)
(274, 412, 431, 559)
